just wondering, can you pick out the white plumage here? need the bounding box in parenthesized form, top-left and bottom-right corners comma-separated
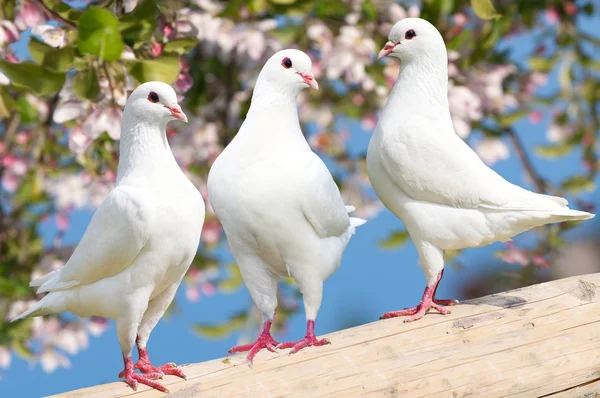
(368, 18, 594, 322)
(208, 49, 365, 363)
(14, 82, 205, 392)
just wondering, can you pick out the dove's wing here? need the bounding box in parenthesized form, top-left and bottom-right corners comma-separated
(379, 115, 559, 210)
(39, 186, 151, 292)
(301, 153, 351, 238)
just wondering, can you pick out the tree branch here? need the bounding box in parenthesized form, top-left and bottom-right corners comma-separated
(506, 128, 547, 193)
(34, 0, 77, 29)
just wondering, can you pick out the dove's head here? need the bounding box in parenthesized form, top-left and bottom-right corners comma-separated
(378, 18, 446, 65)
(124, 81, 188, 125)
(256, 49, 319, 94)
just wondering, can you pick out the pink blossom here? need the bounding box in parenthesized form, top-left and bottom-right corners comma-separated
(56, 212, 70, 231)
(453, 13, 467, 27)
(499, 246, 529, 266)
(162, 23, 174, 38)
(15, 131, 29, 144)
(2, 170, 19, 193)
(175, 71, 193, 93)
(201, 282, 216, 296)
(15, 2, 46, 30)
(0, 346, 11, 369)
(533, 255, 549, 268)
(529, 111, 543, 124)
(83, 107, 123, 140)
(545, 8, 560, 24)
(40, 349, 71, 373)
(32, 25, 67, 48)
(186, 286, 200, 302)
(0, 20, 19, 45)
(352, 94, 365, 106)
(201, 219, 222, 246)
(151, 39, 163, 57)
(5, 53, 18, 63)
(563, 2, 577, 15)
(1, 153, 16, 168)
(68, 126, 93, 154)
(361, 114, 377, 131)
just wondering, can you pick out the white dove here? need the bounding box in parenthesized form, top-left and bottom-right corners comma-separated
(208, 49, 365, 364)
(13, 82, 205, 392)
(368, 18, 594, 322)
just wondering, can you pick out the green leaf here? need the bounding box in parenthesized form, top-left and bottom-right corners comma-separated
(471, 0, 501, 19)
(217, 264, 243, 293)
(496, 109, 528, 127)
(561, 175, 596, 193)
(379, 230, 410, 249)
(29, 38, 75, 72)
(41, 0, 81, 22)
(269, 0, 297, 4)
(125, 54, 180, 84)
(361, 0, 377, 21)
(535, 142, 576, 159)
(77, 7, 124, 61)
(528, 56, 558, 72)
(73, 68, 100, 100)
(0, 87, 16, 118)
(16, 96, 38, 123)
(163, 38, 198, 54)
(0, 59, 66, 95)
(119, 0, 158, 44)
(194, 314, 246, 339)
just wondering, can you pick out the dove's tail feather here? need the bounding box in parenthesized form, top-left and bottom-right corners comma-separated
(11, 292, 70, 322)
(30, 268, 61, 289)
(544, 208, 595, 223)
(345, 205, 367, 229)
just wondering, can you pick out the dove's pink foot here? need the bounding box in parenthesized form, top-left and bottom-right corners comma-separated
(134, 345, 186, 379)
(277, 320, 330, 354)
(228, 320, 279, 365)
(380, 269, 458, 322)
(119, 355, 168, 393)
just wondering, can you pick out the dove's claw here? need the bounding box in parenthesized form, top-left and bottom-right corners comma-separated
(120, 356, 169, 393)
(434, 298, 459, 306)
(380, 269, 457, 322)
(134, 347, 186, 379)
(277, 320, 330, 354)
(227, 320, 279, 365)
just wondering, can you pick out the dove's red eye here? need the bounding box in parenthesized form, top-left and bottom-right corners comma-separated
(282, 57, 292, 69)
(148, 92, 159, 103)
(405, 29, 416, 40)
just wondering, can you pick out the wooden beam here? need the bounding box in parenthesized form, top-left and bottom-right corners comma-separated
(50, 273, 600, 398)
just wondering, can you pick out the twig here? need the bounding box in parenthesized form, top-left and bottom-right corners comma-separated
(506, 128, 547, 193)
(103, 63, 117, 105)
(34, 0, 77, 29)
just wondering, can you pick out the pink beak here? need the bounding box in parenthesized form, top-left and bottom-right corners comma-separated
(165, 103, 188, 123)
(297, 71, 319, 90)
(378, 41, 398, 59)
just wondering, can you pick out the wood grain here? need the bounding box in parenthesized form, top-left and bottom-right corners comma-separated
(49, 273, 600, 398)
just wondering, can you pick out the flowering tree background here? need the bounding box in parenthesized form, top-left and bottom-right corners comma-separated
(0, 0, 598, 377)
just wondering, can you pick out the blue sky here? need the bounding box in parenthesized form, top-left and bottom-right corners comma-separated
(2, 11, 600, 398)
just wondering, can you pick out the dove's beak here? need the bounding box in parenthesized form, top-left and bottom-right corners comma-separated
(297, 72, 319, 90)
(378, 41, 398, 59)
(165, 103, 188, 123)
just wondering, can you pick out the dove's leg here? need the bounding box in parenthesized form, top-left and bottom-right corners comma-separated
(278, 277, 330, 354)
(116, 300, 169, 393)
(380, 242, 456, 322)
(134, 282, 186, 379)
(227, 256, 280, 365)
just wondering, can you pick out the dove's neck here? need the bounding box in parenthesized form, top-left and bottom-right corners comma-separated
(241, 82, 307, 146)
(248, 82, 301, 120)
(389, 56, 449, 115)
(117, 115, 178, 183)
